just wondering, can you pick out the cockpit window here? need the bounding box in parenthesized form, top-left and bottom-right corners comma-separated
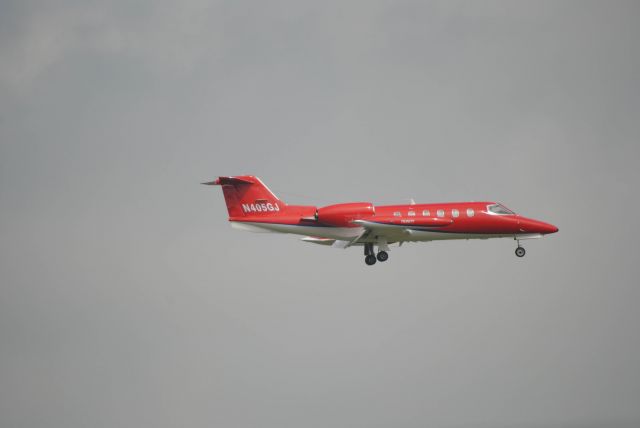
(487, 203, 515, 215)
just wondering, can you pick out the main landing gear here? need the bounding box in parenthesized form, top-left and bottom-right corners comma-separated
(364, 243, 389, 266)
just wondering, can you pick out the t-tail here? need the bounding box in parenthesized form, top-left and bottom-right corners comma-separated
(202, 175, 286, 219)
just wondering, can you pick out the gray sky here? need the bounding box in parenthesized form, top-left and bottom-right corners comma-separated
(1, 1, 639, 427)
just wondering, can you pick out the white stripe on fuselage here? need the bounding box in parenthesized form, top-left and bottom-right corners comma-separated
(231, 221, 520, 243)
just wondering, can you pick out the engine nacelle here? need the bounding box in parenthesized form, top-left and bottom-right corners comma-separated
(316, 202, 375, 227)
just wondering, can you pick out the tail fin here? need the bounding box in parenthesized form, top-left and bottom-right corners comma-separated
(202, 175, 286, 218)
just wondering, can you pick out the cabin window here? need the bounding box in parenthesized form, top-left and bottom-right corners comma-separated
(408, 211, 415, 216)
(437, 209, 445, 218)
(394, 211, 401, 217)
(487, 203, 514, 215)
(422, 210, 430, 217)
(452, 209, 459, 218)
(467, 208, 475, 217)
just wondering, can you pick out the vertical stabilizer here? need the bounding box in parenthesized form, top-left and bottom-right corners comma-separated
(202, 175, 286, 219)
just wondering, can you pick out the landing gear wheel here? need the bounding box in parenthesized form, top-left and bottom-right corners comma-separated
(365, 255, 377, 265)
(376, 251, 389, 262)
(515, 247, 526, 257)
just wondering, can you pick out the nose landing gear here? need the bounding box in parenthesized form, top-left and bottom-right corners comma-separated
(514, 238, 526, 257)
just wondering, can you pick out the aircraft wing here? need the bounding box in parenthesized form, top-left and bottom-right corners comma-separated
(348, 220, 410, 244)
(353, 216, 453, 229)
(303, 216, 453, 248)
(349, 216, 453, 245)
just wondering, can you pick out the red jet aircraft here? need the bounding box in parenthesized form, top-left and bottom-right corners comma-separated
(204, 175, 558, 265)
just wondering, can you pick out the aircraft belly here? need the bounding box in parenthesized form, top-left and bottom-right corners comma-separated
(352, 227, 515, 242)
(400, 230, 515, 242)
(235, 221, 516, 243)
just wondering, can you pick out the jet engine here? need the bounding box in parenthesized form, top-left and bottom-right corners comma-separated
(316, 202, 375, 227)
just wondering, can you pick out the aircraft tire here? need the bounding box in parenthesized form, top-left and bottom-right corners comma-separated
(515, 247, 526, 257)
(365, 255, 377, 265)
(376, 251, 389, 262)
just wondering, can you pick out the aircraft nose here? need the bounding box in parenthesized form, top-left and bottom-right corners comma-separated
(519, 217, 559, 234)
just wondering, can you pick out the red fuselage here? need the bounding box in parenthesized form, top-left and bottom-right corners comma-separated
(231, 201, 558, 236)
(206, 175, 558, 264)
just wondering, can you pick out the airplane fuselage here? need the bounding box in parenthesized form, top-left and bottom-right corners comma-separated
(230, 201, 557, 243)
(205, 175, 558, 265)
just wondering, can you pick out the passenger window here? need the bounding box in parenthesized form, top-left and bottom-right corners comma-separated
(437, 209, 444, 218)
(408, 211, 415, 216)
(452, 209, 459, 218)
(467, 208, 475, 217)
(394, 211, 401, 217)
(422, 210, 430, 216)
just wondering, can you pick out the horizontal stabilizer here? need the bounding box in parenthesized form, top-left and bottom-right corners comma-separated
(301, 236, 336, 246)
(230, 222, 274, 233)
(202, 176, 255, 186)
(331, 240, 351, 249)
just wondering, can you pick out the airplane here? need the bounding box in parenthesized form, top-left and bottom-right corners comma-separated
(203, 175, 558, 265)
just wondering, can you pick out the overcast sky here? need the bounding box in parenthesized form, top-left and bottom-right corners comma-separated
(1, 1, 640, 427)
